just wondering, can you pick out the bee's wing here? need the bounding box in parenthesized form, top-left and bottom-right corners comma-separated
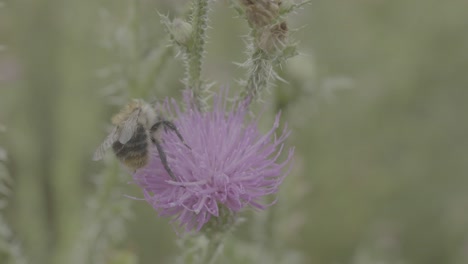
(93, 126, 118, 161)
(118, 109, 140, 144)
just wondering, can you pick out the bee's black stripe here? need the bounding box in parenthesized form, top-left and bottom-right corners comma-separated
(132, 125, 147, 141)
(112, 125, 148, 159)
(114, 139, 147, 153)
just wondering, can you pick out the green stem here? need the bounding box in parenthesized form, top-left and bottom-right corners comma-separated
(186, 0, 210, 110)
(181, 232, 226, 264)
(203, 232, 225, 264)
(180, 206, 235, 264)
(241, 48, 274, 106)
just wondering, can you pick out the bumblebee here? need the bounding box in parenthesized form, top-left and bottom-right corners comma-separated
(93, 99, 189, 180)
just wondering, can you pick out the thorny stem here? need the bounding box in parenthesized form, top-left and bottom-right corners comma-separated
(185, 0, 210, 111)
(180, 206, 234, 264)
(242, 47, 274, 106)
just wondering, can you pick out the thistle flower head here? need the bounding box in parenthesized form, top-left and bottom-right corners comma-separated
(133, 89, 294, 232)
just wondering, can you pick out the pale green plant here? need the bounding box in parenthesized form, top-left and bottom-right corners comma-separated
(69, 158, 133, 264)
(97, 1, 176, 103)
(0, 125, 28, 264)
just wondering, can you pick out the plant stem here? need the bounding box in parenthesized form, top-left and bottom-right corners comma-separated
(186, 0, 210, 111)
(242, 48, 274, 105)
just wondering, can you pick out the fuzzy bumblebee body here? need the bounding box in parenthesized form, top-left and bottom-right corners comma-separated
(111, 99, 156, 127)
(93, 99, 190, 180)
(112, 124, 150, 170)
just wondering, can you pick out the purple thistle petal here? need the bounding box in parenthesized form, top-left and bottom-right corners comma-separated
(132, 89, 294, 232)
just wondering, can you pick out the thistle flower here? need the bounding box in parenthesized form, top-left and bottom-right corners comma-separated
(132, 90, 294, 232)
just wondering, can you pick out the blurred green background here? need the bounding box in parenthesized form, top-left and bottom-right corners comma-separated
(1, 0, 468, 263)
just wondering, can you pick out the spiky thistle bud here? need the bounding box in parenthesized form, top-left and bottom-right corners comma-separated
(169, 18, 193, 47)
(239, 0, 288, 53)
(240, 0, 280, 28)
(258, 21, 288, 53)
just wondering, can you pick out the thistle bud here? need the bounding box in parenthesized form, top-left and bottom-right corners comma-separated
(257, 21, 288, 53)
(238, 0, 290, 53)
(169, 18, 193, 46)
(240, 0, 280, 28)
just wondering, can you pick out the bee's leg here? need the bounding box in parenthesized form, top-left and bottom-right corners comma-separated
(161, 121, 191, 149)
(152, 137, 177, 181)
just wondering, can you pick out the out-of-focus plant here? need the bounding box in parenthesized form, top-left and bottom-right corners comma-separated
(0, 125, 27, 264)
(69, 159, 133, 264)
(97, 0, 177, 103)
(276, 54, 353, 125)
(349, 222, 406, 264)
